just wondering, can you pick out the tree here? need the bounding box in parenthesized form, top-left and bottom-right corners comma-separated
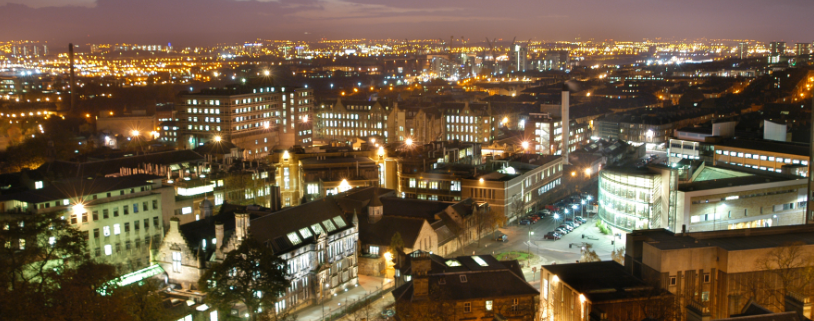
(511, 196, 526, 225)
(0, 212, 168, 321)
(199, 237, 291, 321)
(483, 207, 504, 238)
(612, 246, 626, 265)
(390, 232, 405, 272)
(750, 241, 814, 311)
(580, 243, 601, 263)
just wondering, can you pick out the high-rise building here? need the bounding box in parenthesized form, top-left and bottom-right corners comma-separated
(770, 41, 786, 55)
(795, 43, 810, 56)
(176, 83, 314, 154)
(738, 42, 749, 59)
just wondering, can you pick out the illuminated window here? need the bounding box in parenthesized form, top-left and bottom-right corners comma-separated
(322, 219, 337, 232)
(369, 245, 379, 255)
(113, 224, 121, 235)
(485, 300, 493, 311)
(310, 223, 324, 235)
(472, 256, 489, 266)
(287, 232, 302, 245)
(333, 216, 346, 228)
(104, 244, 112, 256)
(172, 251, 182, 272)
(103, 226, 111, 236)
(445, 260, 462, 267)
(34, 181, 43, 189)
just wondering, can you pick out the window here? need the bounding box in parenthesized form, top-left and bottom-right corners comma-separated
(287, 232, 302, 245)
(408, 178, 416, 188)
(512, 298, 519, 312)
(369, 245, 379, 255)
(144, 219, 150, 230)
(307, 184, 319, 194)
(92, 211, 98, 221)
(104, 244, 112, 256)
(134, 220, 140, 231)
(459, 275, 467, 283)
(701, 291, 710, 302)
(172, 251, 182, 272)
(103, 209, 109, 219)
(152, 200, 158, 210)
(93, 228, 99, 238)
(34, 181, 43, 189)
(703, 273, 710, 283)
(485, 300, 493, 311)
(103, 226, 111, 237)
(463, 302, 471, 313)
(451, 181, 461, 191)
(154, 217, 159, 228)
(133, 204, 139, 214)
(123, 206, 128, 215)
(124, 223, 130, 232)
(143, 202, 148, 211)
(670, 276, 677, 285)
(113, 224, 121, 235)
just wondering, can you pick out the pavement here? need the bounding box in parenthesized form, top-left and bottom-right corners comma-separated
(294, 275, 392, 321)
(447, 211, 625, 283)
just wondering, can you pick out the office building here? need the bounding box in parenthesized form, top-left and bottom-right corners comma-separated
(525, 113, 591, 156)
(770, 42, 786, 56)
(594, 108, 715, 147)
(625, 225, 814, 319)
(713, 139, 809, 177)
(795, 43, 810, 56)
(463, 155, 564, 222)
(176, 83, 314, 154)
(0, 177, 166, 276)
(738, 42, 748, 59)
(313, 99, 405, 146)
(598, 164, 808, 233)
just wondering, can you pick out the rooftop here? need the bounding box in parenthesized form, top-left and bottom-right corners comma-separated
(542, 261, 660, 303)
(632, 225, 814, 251)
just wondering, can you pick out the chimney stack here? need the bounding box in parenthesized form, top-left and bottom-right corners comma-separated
(69, 43, 76, 113)
(561, 84, 570, 164)
(785, 292, 812, 319)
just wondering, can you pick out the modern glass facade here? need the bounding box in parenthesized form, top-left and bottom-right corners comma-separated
(598, 169, 663, 232)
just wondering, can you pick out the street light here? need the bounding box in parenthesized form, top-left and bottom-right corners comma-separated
(581, 200, 586, 217)
(527, 226, 534, 267)
(405, 138, 413, 146)
(521, 141, 529, 153)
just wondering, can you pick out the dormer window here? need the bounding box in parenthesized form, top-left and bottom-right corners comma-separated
(459, 275, 467, 283)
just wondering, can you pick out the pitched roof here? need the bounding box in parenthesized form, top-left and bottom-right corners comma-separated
(37, 150, 204, 178)
(393, 253, 538, 302)
(357, 215, 426, 247)
(249, 197, 352, 255)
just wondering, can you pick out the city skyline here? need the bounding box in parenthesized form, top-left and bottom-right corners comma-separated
(0, 0, 813, 45)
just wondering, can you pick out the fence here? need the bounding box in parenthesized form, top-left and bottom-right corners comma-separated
(315, 281, 395, 321)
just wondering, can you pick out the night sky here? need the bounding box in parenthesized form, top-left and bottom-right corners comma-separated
(1, 0, 812, 46)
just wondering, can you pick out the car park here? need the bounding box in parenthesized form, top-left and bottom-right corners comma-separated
(544, 232, 561, 240)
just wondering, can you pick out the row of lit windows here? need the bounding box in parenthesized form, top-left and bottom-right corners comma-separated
(716, 149, 807, 165)
(187, 125, 221, 131)
(186, 108, 221, 114)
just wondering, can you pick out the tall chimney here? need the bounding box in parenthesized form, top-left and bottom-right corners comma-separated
(69, 43, 76, 113)
(561, 84, 570, 164)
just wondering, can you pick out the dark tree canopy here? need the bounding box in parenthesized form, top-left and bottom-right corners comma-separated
(198, 237, 291, 321)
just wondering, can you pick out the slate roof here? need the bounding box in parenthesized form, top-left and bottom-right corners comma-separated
(392, 252, 538, 302)
(357, 215, 426, 247)
(0, 176, 155, 204)
(249, 196, 352, 255)
(37, 150, 204, 178)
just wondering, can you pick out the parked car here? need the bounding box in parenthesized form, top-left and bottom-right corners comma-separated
(575, 216, 587, 223)
(519, 219, 531, 225)
(566, 219, 581, 227)
(494, 234, 508, 242)
(555, 227, 569, 234)
(559, 224, 574, 232)
(544, 232, 561, 240)
(529, 216, 540, 223)
(565, 221, 578, 228)
(541, 209, 552, 215)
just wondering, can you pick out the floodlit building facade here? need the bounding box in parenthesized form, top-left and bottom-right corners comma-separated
(177, 83, 314, 154)
(0, 177, 165, 275)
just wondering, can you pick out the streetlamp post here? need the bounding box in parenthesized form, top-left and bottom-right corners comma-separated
(581, 200, 586, 218)
(527, 225, 534, 267)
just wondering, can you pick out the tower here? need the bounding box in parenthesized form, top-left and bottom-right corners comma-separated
(368, 188, 383, 224)
(561, 84, 570, 164)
